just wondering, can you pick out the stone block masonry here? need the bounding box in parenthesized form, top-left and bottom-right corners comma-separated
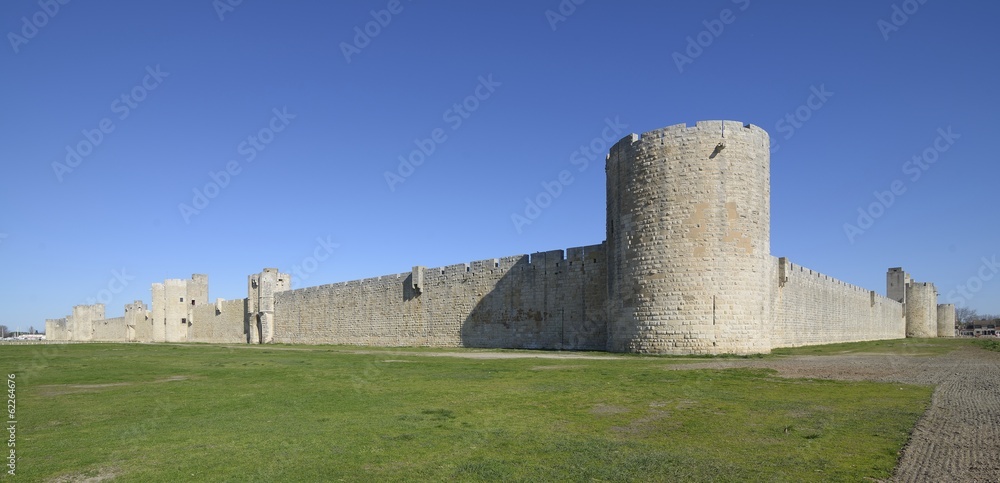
(43, 120, 951, 354)
(606, 121, 770, 354)
(937, 304, 956, 337)
(772, 258, 904, 347)
(272, 245, 607, 350)
(906, 282, 938, 338)
(189, 299, 248, 344)
(92, 316, 126, 342)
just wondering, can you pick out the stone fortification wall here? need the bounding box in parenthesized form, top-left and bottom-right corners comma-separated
(40, 121, 949, 354)
(45, 318, 68, 340)
(906, 282, 938, 338)
(771, 257, 904, 347)
(272, 244, 607, 350)
(189, 299, 248, 344)
(70, 304, 104, 342)
(125, 301, 149, 342)
(92, 317, 126, 342)
(162, 279, 189, 342)
(151, 283, 166, 342)
(248, 269, 289, 344)
(937, 304, 956, 337)
(606, 121, 771, 355)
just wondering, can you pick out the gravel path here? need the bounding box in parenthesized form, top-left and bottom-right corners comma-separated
(669, 345, 1000, 482)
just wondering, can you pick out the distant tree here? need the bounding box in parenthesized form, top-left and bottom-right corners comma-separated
(956, 307, 978, 326)
(28, 326, 35, 335)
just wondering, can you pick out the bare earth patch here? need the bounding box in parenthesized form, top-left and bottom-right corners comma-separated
(36, 383, 131, 397)
(531, 364, 586, 370)
(37, 375, 189, 396)
(668, 345, 1000, 482)
(47, 466, 118, 483)
(590, 403, 630, 415)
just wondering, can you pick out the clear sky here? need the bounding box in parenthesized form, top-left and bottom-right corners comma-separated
(2, 0, 997, 331)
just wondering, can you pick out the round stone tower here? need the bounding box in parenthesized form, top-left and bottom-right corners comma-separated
(606, 121, 771, 354)
(936, 303, 956, 337)
(905, 282, 938, 338)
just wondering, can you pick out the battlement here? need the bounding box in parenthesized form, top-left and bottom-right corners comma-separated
(780, 258, 884, 294)
(608, 121, 767, 162)
(283, 244, 608, 297)
(125, 300, 148, 313)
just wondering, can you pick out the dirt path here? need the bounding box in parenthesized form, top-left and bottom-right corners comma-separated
(669, 345, 1000, 482)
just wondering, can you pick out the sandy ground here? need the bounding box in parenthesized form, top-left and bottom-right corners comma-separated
(669, 345, 1000, 482)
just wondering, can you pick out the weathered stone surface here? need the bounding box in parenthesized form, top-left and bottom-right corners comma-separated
(937, 304, 956, 337)
(606, 121, 771, 354)
(906, 282, 938, 338)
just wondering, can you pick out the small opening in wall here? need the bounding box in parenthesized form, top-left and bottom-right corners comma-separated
(191, 300, 196, 306)
(180, 297, 184, 302)
(181, 318, 187, 324)
(494, 262, 499, 268)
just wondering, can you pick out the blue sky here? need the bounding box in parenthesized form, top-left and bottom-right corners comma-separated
(2, 0, 997, 330)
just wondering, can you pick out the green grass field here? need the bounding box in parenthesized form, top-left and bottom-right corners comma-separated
(2, 341, 941, 482)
